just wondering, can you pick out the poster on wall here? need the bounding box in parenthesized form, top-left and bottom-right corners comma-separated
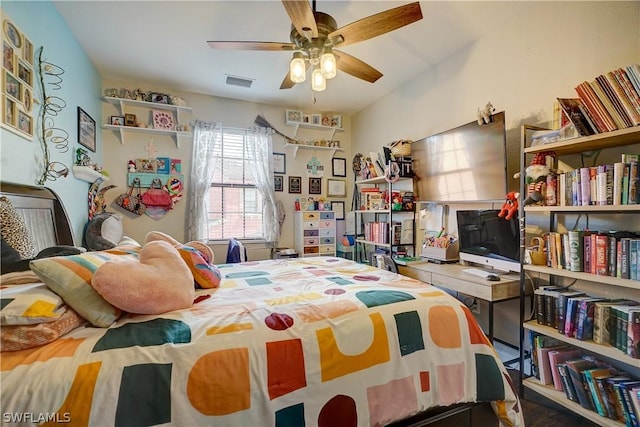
(1, 11, 34, 140)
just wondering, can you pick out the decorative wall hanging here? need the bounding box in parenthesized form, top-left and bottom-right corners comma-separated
(36, 46, 69, 184)
(306, 156, 324, 176)
(152, 109, 176, 130)
(1, 12, 34, 140)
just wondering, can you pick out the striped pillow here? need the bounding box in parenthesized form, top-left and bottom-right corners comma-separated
(0, 282, 66, 325)
(29, 246, 140, 327)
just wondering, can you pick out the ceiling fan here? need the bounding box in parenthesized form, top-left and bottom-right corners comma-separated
(207, 1, 423, 91)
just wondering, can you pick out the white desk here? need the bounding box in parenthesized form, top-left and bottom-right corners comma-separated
(398, 261, 521, 343)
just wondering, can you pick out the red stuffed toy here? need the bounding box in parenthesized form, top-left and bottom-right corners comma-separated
(498, 191, 519, 220)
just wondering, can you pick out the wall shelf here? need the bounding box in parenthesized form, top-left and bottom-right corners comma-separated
(102, 124, 192, 147)
(284, 142, 344, 158)
(285, 120, 343, 138)
(102, 96, 193, 146)
(72, 166, 109, 183)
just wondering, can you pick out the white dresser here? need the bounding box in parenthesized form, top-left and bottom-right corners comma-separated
(294, 211, 336, 257)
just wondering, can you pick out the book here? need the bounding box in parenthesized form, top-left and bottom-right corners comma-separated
(617, 380, 640, 427)
(590, 78, 629, 129)
(557, 97, 597, 136)
(557, 291, 585, 334)
(583, 368, 614, 417)
(567, 230, 583, 272)
(613, 68, 640, 119)
(627, 308, 640, 358)
(548, 348, 582, 391)
(593, 300, 636, 345)
(605, 376, 632, 422)
(575, 297, 605, 341)
(630, 162, 639, 204)
(630, 387, 640, 427)
(606, 71, 640, 126)
(556, 362, 579, 403)
(614, 162, 625, 205)
(564, 357, 597, 410)
(596, 74, 634, 128)
(575, 80, 617, 132)
(537, 345, 566, 385)
(594, 233, 609, 275)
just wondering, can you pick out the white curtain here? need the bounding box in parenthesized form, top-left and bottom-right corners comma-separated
(246, 127, 279, 243)
(188, 120, 222, 241)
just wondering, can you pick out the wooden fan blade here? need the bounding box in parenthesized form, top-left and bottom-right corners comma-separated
(334, 50, 382, 83)
(282, 0, 318, 39)
(207, 41, 296, 51)
(280, 72, 296, 89)
(329, 2, 422, 48)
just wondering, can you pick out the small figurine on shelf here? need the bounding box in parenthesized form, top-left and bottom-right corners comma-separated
(128, 160, 137, 173)
(76, 148, 91, 166)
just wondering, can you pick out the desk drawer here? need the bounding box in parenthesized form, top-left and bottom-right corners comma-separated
(319, 245, 335, 254)
(304, 237, 318, 246)
(304, 229, 319, 237)
(319, 229, 334, 237)
(303, 221, 318, 229)
(320, 212, 335, 219)
(304, 246, 319, 254)
(319, 220, 334, 229)
(431, 273, 492, 301)
(399, 266, 432, 284)
(303, 212, 320, 220)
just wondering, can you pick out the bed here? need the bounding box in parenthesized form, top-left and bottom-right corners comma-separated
(0, 182, 523, 427)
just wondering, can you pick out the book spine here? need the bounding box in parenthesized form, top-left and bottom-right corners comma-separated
(595, 234, 609, 276)
(576, 301, 589, 340)
(614, 383, 634, 426)
(608, 235, 618, 277)
(621, 238, 631, 279)
(631, 240, 639, 282)
(628, 310, 640, 358)
(629, 162, 639, 204)
(623, 163, 631, 205)
(583, 233, 592, 274)
(614, 162, 625, 205)
(568, 230, 583, 272)
(580, 167, 591, 206)
(557, 363, 579, 402)
(575, 82, 610, 132)
(562, 233, 571, 270)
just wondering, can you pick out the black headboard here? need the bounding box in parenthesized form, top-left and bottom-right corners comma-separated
(0, 182, 75, 250)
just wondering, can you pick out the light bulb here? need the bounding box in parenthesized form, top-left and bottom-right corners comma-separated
(289, 53, 306, 83)
(320, 52, 336, 79)
(311, 68, 326, 92)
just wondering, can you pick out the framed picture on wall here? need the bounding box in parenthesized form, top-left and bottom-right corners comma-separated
(77, 107, 96, 152)
(274, 175, 283, 192)
(327, 179, 346, 197)
(309, 177, 322, 195)
(332, 157, 346, 177)
(331, 201, 345, 220)
(288, 176, 301, 194)
(273, 152, 286, 174)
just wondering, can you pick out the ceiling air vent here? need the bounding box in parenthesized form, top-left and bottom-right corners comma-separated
(225, 75, 254, 88)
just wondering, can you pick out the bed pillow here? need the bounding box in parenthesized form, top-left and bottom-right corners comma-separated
(0, 283, 66, 325)
(1, 307, 82, 351)
(29, 246, 140, 327)
(0, 196, 36, 259)
(91, 240, 195, 315)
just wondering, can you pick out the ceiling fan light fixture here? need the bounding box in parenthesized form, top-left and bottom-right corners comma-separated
(311, 67, 326, 92)
(320, 50, 336, 79)
(289, 52, 306, 83)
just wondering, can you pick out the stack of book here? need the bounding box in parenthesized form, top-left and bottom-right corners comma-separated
(533, 286, 639, 357)
(531, 229, 640, 279)
(363, 222, 388, 244)
(530, 333, 640, 424)
(553, 153, 639, 207)
(358, 187, 385, 211)
(556, 64, 640, 135)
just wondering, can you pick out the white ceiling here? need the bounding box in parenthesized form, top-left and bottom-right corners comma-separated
(53, 1, 522, 115)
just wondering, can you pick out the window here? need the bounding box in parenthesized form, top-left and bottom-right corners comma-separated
(207, 128, 264, 240)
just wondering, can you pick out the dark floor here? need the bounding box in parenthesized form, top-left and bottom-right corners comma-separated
(509, 369, 600, 427)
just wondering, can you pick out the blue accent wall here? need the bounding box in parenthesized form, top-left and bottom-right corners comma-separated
(1, 0, 102, 244)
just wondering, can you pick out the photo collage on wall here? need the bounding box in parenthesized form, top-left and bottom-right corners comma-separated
(1, 12, 34, 139)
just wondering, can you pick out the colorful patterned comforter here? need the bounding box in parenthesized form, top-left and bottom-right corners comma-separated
(1, 257, 523, 426)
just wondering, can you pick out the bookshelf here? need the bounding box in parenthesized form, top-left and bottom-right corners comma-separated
(354, 174, 415, 264)
(518, 125, 640, 426)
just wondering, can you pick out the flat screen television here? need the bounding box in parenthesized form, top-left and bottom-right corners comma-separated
(456, 208, 520, 272)
(412, 111, 508, 202)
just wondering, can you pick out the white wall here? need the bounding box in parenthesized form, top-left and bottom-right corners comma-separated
(350, 1, 640, 345)
(100, 79, 352, 252)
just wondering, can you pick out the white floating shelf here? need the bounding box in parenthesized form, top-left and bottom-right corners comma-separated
(102, 124, 192, 147)
(72, 166, 109, 183)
